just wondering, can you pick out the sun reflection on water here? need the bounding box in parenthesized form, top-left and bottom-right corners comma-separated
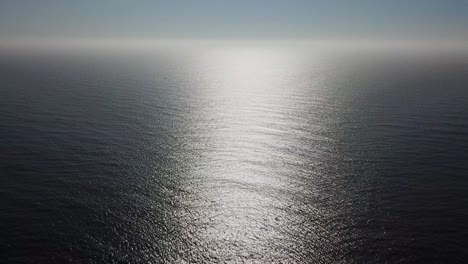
(168, 47, 332, 262)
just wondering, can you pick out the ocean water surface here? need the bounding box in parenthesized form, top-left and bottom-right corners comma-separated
(1, 46, 468, 263)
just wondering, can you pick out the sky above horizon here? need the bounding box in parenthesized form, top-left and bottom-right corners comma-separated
(1, 1, 468, 40)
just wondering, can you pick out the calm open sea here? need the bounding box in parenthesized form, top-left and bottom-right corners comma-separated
(1, 46, 468, 263)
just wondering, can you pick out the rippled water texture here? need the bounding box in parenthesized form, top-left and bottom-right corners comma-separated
(1, 47, 468, 263)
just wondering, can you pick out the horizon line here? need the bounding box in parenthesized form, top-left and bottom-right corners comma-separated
(2, 37, 468, 52)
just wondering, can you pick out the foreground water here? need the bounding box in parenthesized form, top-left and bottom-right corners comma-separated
(1, 46, 468, 263)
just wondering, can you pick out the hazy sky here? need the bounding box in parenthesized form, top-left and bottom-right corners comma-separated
(1, 1, 468, 40)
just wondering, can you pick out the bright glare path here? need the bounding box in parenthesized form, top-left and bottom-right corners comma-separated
(164, 47, 338, 262)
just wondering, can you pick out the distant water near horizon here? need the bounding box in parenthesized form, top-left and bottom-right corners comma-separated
(1, 46, 468, 263)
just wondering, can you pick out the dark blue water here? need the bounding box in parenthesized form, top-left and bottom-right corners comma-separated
(1, 47, 468, 263)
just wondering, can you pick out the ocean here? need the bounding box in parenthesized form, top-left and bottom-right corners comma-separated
(1, 46, 468, 263)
